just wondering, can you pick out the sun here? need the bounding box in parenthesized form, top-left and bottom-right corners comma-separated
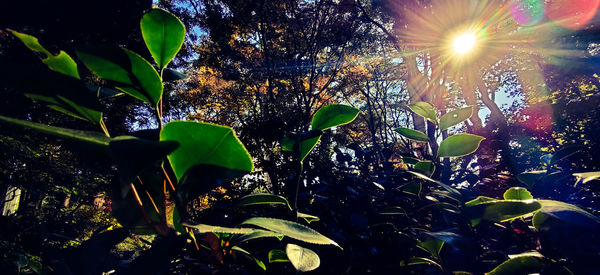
(453, 33, 476, 54)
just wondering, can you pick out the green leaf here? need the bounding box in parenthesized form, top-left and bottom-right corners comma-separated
(77, 47, 163, 105)
(485, 255, 544, 275)
(231, 246, 266, 271)
(286, 243, 320, 272)
(503, 187, 533, 200)
(407, 171, 462, 199)
(162, 68, 188, 81)
(160, 121, 253, 182)
(408, 102, 437, 123)
(238, 193, 292, 210)
(311, 104, 360, 131)
(465, 196, 496, 207)
(573, 171, 600, 184)
(517, 170, 546, 188)
(181, 222, 256, 234)
(379, 206, 407, 216)
(437, 133, 485, 158)
(0, 115, 110, 147)
(533, 200, 600, 230)
(297, 212, 320, 224)
(141, 9, 186, 70)
(11, 30, 80, 79)
(402, 157, 420, 165)
(417, 238, 444, 258)
(439, 106, 473, 131)
(403, 182, 422, 196)
(241, 217, 339, 247)
(10, 30, 51, 56)
(172, 207, 186, 234)
(465, 200, 542, 222)
(57, 96, 102, 125)
(43, 51, 80, 79)
(299, 136, 321, 162)
(109, 136, 179, 197)
(231, 229, 284, 244)
(400, 257, 443, 270)
(395, 128, 429, 142)
(268, 249, 290, 263)
(414, 160, 435, 176)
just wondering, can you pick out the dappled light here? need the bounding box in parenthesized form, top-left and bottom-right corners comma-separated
(1, 0, 600, 274)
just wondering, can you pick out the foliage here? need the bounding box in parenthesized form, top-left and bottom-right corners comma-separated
(1, 1, 600, 274)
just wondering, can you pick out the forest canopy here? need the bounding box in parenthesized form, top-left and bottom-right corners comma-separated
(1, 0, 600, 274)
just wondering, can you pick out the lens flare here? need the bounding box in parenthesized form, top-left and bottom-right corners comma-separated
(545, 0, 600, 30)
(510, 0, 544, 26)
(453, 33, 476, 54)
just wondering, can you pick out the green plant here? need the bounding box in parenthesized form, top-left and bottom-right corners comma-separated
(1, 8, 340, 273)
(395, 101, 484, 178)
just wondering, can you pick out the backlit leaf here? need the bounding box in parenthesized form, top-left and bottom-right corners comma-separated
(141, 9, 186, 70)
(77, 47, 162, 105)
(286, 243, 320, 272)
(503, 187, 533, 200)
(395, 128, 429, 142)
(437, 133, 485, 158)
(439, 106, 473, 131)
(408, 102, 437, 123)
(485, 255, 544, 275)
(241, 217, 339, 247)
(160, 121, 253, 181)
(311, 104, 359, 131)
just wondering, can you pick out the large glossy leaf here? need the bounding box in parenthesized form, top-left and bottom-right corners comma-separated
(241, 217, 339, 247)
(466, 199, 542, 222)
(109, 136, 179, 197)
(311, 104, 360, 131)
(408, 102, 437, 123)
(533, 200, 600, 230)
(11, 30, 80, 79)
(238, 193, 292, 210)
(503, 187, 533, 200)
(439, 106, 473, 131)
(485, 255, 544, 275)
(77, 47, 162, 105)
(437, 133, 485, 158)
(141, 9, 186, 70)
(0, 115, 110, 147)
(160, 121, 253, 181)
(395, 128, 429, 142)
(286, 243, 320, 272)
